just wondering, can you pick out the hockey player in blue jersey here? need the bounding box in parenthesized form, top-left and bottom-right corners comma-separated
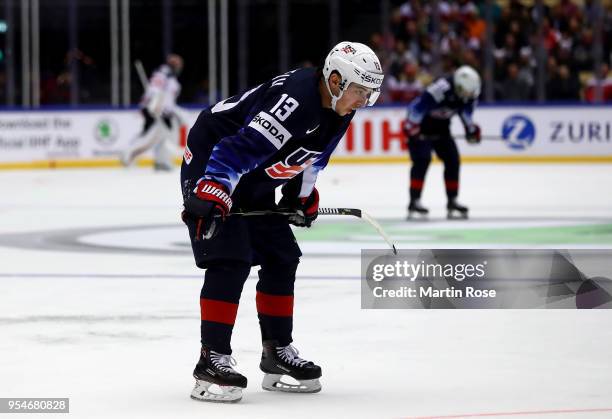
(180, 42, 383, 403)
(403, 65, 482, 219)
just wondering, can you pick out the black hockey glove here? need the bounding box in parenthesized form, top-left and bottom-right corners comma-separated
(466, 124, 481, 144)
(182, 180, 232, 240)
(403, 119, 421, 138)
(278, 187, 319, 228)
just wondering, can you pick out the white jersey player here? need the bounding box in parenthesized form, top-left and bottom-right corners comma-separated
(121, 54, 183, 171)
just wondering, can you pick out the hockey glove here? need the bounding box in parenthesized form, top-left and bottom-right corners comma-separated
(466, 124, 481, 144)
(403, 119, 421, 138)
(183, 180, 232, 240)
(278, 187, 319, 228)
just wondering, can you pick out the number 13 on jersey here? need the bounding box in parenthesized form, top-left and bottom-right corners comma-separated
(270, 94, 299, 121)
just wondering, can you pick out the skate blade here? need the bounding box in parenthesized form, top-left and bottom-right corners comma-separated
(154, 164, 173, 172)
(191, 379, 243, 403)
(262, 374, 321, 393)
(406, 211, 429, 221)
(119, 156, 133, 168)
(447, 210, 468, 220)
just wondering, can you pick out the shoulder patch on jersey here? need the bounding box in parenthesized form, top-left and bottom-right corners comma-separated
(426, 78, 451, 103)
(183, 144, 193, 165)
(248, 111, 292, 149)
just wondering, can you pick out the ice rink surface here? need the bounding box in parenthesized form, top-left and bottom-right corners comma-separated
(1, 163, 612, 419)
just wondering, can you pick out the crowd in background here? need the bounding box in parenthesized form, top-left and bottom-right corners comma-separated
(2, 0, 612, 106)
(376, 0, 612, 103)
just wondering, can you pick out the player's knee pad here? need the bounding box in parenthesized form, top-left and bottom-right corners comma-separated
(411, 156, 431, 175)
(443, 159, 460, 175)
(256, 259, 299, 295)
(202, 260, 251, 302)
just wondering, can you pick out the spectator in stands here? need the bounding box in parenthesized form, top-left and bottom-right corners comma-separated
(496, 62, 532, 101)
(384, 0, 605, 103)
(464, 4, 486, 43)
(388, 40, 416, 78)
(572, 28, 594, 71)
(584, 63, 612, 102)
(386, 62, 425, 103)
(547, 64, 581, 101)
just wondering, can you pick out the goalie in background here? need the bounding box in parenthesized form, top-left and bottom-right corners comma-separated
(121, 54, 184, 171)
(403, 65, 482, 220)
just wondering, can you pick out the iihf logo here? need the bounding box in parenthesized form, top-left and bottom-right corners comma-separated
(501, 114, 536, 151)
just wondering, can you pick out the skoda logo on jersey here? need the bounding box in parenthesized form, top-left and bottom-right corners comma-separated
(501, 114, 535, 151)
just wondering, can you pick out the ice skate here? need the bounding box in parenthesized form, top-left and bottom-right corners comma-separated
(447, 199, 469, 219)
(119, 151, 134, 168)
(260, 340, 322, 393)
(153, 162, 173, 172)
(407, 199, 429, 220)
(190, 346, 247, 403)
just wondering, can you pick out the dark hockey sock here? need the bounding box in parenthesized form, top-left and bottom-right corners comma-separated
(410, 178, 424, 201)
(256, 261, 298, 347)
(445, 179, 459, 200)
(200, 261, 250, 354)
(442, 155, 460, 200)
(409, 146, 431, 201)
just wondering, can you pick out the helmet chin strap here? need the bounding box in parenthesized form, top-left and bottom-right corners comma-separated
(325, 77, 345, 112)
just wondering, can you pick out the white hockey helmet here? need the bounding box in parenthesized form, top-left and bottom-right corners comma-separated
(453, 65, 481, 101)
(322, 41, 384, 111)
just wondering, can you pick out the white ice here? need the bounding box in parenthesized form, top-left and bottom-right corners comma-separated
(1, 163, 611, 419)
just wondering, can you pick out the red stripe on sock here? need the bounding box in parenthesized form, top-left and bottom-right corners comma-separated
(200, 298, 239, 325)
(445, 180, 459, 190)
(256, 292, 294, 317)
(410, 179, 424, 189)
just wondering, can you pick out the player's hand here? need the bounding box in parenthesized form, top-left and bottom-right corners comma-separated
(278, 187, 319, 228)
(182, 180, 232, 240)
(403, 119, 421, 138)
(466, 124, 481, 144)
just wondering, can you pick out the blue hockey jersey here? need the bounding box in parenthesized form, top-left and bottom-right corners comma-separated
(406, 76, 477, 134)
(182, 67, 352, 210)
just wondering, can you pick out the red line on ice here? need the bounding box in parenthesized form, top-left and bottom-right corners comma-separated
(405, 407, 612, 419)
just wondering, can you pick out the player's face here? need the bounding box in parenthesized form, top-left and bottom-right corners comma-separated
(336, 83, 372, 116)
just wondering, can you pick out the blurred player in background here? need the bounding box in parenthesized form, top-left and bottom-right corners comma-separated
(121, 54, 184, 171)
(180, 42, 383, 403)
(403, 65, 482, 219)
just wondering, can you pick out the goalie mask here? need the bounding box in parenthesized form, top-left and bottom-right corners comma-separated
(166, 54, 184, 76)
(453, 65, 481, 101)
(322, 41, 384, 112)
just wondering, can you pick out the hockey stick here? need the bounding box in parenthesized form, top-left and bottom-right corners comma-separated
(417, 134, 503, 141)
(229, 207, 398, 255)
(134, 60, 148, 90)
(454, 134, 504, 141)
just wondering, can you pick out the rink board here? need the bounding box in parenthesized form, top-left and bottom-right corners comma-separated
(0, 105, 611, 169)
